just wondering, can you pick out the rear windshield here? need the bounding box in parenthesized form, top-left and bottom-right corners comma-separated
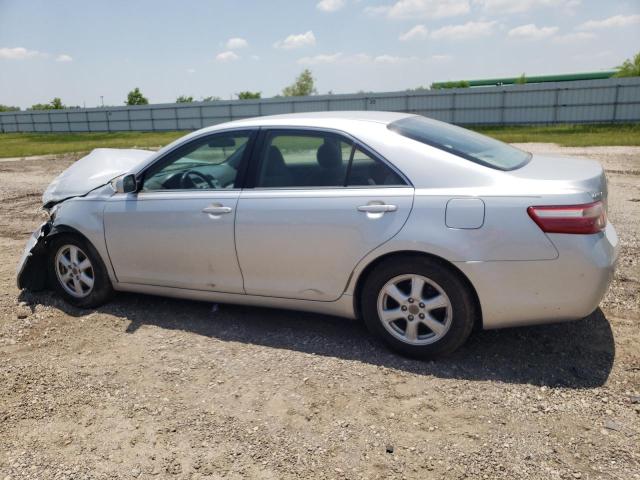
(388, 116, 531, 171)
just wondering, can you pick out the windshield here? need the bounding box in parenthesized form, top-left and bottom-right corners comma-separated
(388, 116, 531, 171)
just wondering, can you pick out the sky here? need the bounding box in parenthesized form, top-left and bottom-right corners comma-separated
(0, 0, 639, 109)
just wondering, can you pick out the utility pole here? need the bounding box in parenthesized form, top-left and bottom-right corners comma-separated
(100, 96, 104, 107)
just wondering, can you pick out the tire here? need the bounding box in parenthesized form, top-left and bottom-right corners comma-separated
(47, 234, 114, 308)
(361, 255, 476, 358)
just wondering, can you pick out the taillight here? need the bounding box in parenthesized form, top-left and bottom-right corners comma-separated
(527, 201, 607, 234)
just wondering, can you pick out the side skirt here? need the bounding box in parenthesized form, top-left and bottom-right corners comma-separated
(114, 282, 357, 319)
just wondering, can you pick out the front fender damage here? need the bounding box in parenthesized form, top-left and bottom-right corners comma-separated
(16, 221, 52, 291)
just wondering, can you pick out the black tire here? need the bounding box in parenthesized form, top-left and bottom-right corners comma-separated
(47, 234, 114, 308)
(361, 255, 476, 358)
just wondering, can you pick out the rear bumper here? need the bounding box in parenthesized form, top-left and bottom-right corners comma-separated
(456, 222, 619, 329)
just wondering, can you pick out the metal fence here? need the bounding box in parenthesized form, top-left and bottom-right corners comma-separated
(1, 77, 639, 133)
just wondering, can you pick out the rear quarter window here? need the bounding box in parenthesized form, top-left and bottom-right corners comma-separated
(388, 116, 531, 171)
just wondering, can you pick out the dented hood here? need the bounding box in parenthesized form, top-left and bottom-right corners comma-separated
(43, 148, 154, 205)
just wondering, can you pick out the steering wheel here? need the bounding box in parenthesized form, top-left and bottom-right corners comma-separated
(180, 170, 217, 189)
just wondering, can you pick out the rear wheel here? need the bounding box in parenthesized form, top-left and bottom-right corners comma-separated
(361, 256, 475, 358)
(48, 234, 113, 308)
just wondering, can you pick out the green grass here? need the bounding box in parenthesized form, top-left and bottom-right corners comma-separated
(0, 131, 186, 158)
(472, 123, 640, 147)
(0, 124, 639, 158)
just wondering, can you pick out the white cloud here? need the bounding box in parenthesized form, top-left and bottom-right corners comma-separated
(225, 37, 248, 50)
(431, 21, 497, 40)
(215, 51, 239, 62)
(431, 54, 452, 61)
(187, 68, 196, 74)
(399, 24, 429, 41)
(553, 32, 595, 43)
(55, 54, 73, 62)
(365, 0, 470, 19)
(374, 54, 418, 63)
(578, 14, 640, 30)
(274, 31, 316, 49)
(298, 53, 344, 65)
(473, 0, 580, 14)
(298, 52, 419, 65)
(0, 47, 42, 60)
(508, 24, 558, 39)
(316, 0, 345, 12)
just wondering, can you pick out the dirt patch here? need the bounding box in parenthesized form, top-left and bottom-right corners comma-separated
(1, 145, 639, 479)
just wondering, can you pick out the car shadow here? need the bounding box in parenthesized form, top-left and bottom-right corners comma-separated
(19, 290, 615, 389)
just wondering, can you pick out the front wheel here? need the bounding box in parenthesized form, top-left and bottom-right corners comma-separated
(48, 234, 114, 308)
(361, 256, 476, 358)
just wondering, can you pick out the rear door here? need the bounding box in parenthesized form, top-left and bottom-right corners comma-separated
(235, 128, 414, 301)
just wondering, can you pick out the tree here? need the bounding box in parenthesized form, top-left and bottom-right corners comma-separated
(201, 96, 221, 102)
(0, 104, 19, 112)
(125, 87, 149, 105)
(614, 52, 640, 78)
(282, 69, 317, 97)
(176, 95, 194, 103)
(28, 97, 66, 110)
(237, 91, 261, 100)
(430, 80, 470, 90)
(515, 73, 527, 85)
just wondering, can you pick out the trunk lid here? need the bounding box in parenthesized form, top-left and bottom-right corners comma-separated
(43, 148, 154, 206)
(510, 153, 607, 202)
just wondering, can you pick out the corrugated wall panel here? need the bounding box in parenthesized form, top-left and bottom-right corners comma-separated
(327, 97, 367, 110)
(505, 90, 555, 107)
(2, 77, 639, 133)
(293, 100, 330, 112)
(557, 105, 615, 122)
(558, 87, 616, 106)
(261, 102, 293, 115)
(504, 107, 555, 123)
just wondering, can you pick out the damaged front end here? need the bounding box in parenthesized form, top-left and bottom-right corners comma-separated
(16, 147, 155, 292)
(16, 219, 52, 291)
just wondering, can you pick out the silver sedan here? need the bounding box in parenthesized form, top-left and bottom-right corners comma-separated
(17, 112, 619, 357)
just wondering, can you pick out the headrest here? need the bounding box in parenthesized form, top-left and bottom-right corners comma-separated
(266, 146, 286, 173)
(316, 140, 342, 169)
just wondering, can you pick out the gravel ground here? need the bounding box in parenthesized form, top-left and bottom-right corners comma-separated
(0, 145, 638, 480)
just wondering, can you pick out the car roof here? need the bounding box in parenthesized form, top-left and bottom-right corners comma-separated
(225, 110, 416, 128)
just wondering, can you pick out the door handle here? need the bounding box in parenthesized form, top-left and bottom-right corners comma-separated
(202, 205, 232, 215)
(357, 204, 397, 213)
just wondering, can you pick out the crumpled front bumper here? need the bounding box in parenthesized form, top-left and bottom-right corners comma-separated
(16, 222, 51, 291)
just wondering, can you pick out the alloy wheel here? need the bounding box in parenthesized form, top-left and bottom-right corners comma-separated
(54, 244, 95, 298)
(376, 274, 453, 345)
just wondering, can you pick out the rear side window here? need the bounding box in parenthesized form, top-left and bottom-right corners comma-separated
(347, 148, 406, 186)
(255, 130, 407, 188)
(256, 132, 351, 188)
(388, 116, 531, 171)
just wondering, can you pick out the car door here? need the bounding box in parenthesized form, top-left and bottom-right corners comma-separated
(103, 129, 255, 293)
(235, 128, 414, 301)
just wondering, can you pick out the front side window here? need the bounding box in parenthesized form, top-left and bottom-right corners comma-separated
(142, 132, 251, 191)
(255, 130, 407, 188)
(388, 116, 531, 171)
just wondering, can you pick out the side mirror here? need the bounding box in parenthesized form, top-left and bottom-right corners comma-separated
(111, 173, 137, 194)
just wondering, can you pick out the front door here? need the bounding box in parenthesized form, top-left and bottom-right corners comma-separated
(104, 130, 254, 292)
(235, 129, 414, 301)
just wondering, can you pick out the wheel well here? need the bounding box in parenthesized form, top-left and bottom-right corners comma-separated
(352, 250, 483, 330)
(47, 224, 91, 246)
(46, 225, 109, 269)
